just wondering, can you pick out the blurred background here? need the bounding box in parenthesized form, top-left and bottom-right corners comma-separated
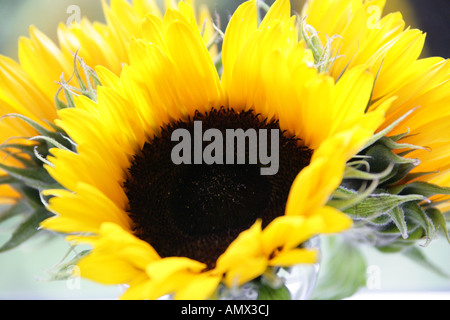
(0, 0, 449, 299)
(0, 0, 449, 59)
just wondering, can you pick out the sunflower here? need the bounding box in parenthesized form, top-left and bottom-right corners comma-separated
(301, 0, 450, 213)
(36, 0, 390, 299)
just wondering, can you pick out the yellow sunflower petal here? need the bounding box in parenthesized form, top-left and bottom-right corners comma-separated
(71, 222, 159, 285)
(221, 0, 257, 96)
(268, 248, 318, 267)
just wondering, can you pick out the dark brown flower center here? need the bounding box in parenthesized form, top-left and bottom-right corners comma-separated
(124, 108, 312, 269)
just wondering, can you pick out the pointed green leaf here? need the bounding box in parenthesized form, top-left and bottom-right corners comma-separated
(366, 144, 420, 168)
(0, 147, 38, 168)
(2, 114, 55, 138)
(388, 130, 411, 142)
(403, 202, 436, 246)
(387, 206, 408, 239)
(402, 171, 438, 184)
(403, 246, 449, 278)
(362, 108, 417, 150)
(0, 201, 31, 224)
(426, 208, 450, 244)
(0, 207, 52, 253)
(1, 114, 68, 148)
(397, 181, 450, 198)
(363, 144, 420, 186)
(344, 193, 425, 220)
(343, 162, 395, 180)
(0, 143, 37, 157)
(0, 162, 58, 190)
(379, 136, 427, 152)
(55, 87, 68, 110)
(328, 179, 378, 211)
(28, 135, 74, 152)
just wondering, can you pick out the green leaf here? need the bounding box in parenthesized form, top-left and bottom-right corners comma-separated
(257, 282, 291, 300)
(0, 207, 52, 253)
(311, 236, 367, 300)
(403, 246, 449, 278)
(0, 201, 31, 224)
(0, 162, 58, 190)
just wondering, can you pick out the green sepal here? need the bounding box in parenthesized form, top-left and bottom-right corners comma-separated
(0, 147, 39, 168)
(401, 171, 439, 184)
(376, 228, 425, 253)
(0, 175, 16, 186)
(0, 162, 59, 190)
(378, 136, 428, 152)
(343, 192, 425, 220)
(1, 114, 64, 142)
(403, 202, 436, 246)
(388, 130, 412, 142)
(0, 207, 52, 253)
(299, 18, 339, 73)
(55, 87, 70, 110)
(368, 213, 392, 226)
(387, 206, 408, 239)
(300, 22, 324, 66)
(0, 143, 37, 158)
(364, 144, 419, 186)
(0, 201, 31, 224)
(328, 163, 393, 211)
(374, 202, 437, 247)
(328, 182, 377, 211)
(28, 135, 75, 152)
(426, 207, 450, 243)
(343, 162, 395, 181)
(56, 52, 100, 108)
(362, 108, 416, 150)
(393, 181, 450, 198)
